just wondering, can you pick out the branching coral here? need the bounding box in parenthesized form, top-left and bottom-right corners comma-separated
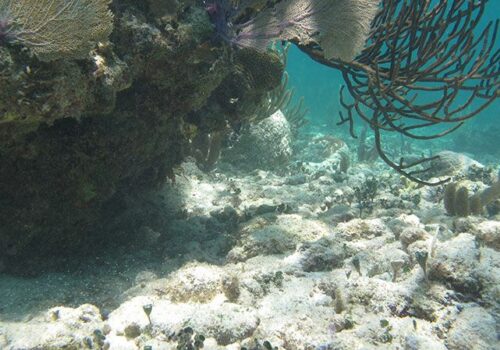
(304, 0, 499, 185)
(207, 0, 499, 186)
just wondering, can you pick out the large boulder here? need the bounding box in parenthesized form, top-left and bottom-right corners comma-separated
(222, 110, 293, 170)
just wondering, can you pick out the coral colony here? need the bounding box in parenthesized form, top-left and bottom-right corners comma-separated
(0, 1, 499, 348)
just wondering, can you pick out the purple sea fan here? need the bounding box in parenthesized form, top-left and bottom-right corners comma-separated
(207, 0, 381, 62)
(204, 0, 236, 43)
(0, 10, 18, 45)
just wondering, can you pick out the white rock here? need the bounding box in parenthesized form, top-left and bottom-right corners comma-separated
(447, 306, 497, 350)
(336, 218, 388, 241)
(164, 262, 224, 303)
(429, 233, 480, 293)
(3, 304, 103, 350)
(107, 296, 153, 335)
(150, 300, 259, 345)
(400, 226, 430, 247)
(106, 334, 138, 350)
(387, 214, 423, 236)
(475, 220, 500, 250)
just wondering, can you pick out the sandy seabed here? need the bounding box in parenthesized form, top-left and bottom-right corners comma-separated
(0, 127, 498, 350)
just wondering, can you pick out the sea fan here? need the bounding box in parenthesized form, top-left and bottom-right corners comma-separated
(0, 0, 113, 61)
(210, 0, 380, 61)
(0, 9, 16, 44)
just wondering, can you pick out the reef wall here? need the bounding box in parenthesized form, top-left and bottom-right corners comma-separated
(0, 0, 283, 274)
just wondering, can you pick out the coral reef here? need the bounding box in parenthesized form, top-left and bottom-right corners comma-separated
(1, 137, 498, 348)
(0, 2, 498, 349)
(1, 0, 496, 276)
(0, 0, 284, 274)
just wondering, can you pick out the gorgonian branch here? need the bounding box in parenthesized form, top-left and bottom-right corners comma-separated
(299, 0, 499, 185)
(206, 0, 498, 185)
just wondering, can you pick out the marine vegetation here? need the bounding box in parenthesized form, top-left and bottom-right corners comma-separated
(353, 176, 379, 217)
(324, 0, 499, 185)
(444, 179, 500, 217)
(0, 0, 284, 274)
(206, 0, 499, 185)
(0, 0, 113, 61)
(0, 0, 498, 274)
(167, 327, 205, 350)
(206, 0, 378, 61)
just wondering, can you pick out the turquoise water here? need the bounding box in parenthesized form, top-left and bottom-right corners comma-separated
(286, 1, 500, 131)
(286, 46, 343, 128)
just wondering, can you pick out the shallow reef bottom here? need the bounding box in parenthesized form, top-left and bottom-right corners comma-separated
(0, 130, 498, 349)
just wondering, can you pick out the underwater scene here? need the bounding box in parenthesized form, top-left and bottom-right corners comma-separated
(0, 0, 499, 349)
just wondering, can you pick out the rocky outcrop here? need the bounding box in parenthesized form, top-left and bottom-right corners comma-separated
(222, 110, 293, 170)
(0, 0, 283, 274)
